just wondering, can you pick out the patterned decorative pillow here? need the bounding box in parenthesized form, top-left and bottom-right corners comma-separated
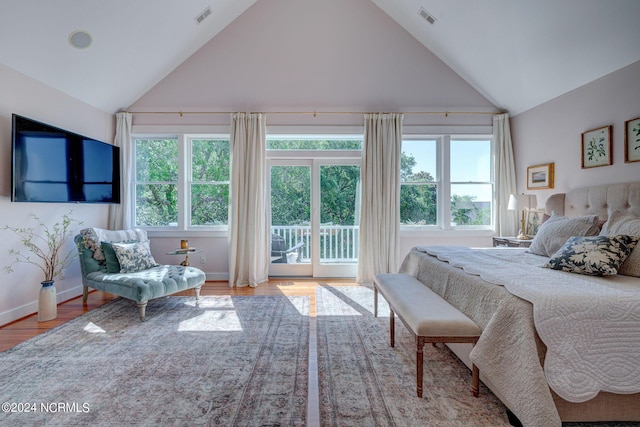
(111, 241, 158, 273)
(600, 210, 640, 277)
(101, 240, 139, 273)
(80, 228, 104, 261)
(544, 235, 639, 276)
(528, 214, 601, 257)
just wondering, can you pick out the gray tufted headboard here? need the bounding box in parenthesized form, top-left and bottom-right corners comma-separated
(545, 182, 640, 219)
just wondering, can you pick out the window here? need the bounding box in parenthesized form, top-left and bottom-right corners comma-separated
(132, 135, 230, 229)
(267, 137, 361, 150)
(449, 138, 492, 227)
(401, 136, 493, 230)
(131, 132, 490, 232)
(400, 139, 438, 225)
(134, 137, 179, 227)
(190, 138, 230, 226)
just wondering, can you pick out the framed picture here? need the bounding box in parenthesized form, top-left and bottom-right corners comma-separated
(526, 162, 554, 190)
(625, 117, 640, 163)
(581, 125, 612, 168)
(525, 209, 546, 236)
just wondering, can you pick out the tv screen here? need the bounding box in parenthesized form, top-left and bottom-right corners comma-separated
(11, 114, 120, 203)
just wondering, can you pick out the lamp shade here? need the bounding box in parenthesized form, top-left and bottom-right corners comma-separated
(508, 194, 537, 211)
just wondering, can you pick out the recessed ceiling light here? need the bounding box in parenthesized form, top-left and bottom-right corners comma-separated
(69, 30, 92, 49)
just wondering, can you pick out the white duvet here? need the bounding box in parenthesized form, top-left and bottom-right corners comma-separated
(418, 246, 640, 403)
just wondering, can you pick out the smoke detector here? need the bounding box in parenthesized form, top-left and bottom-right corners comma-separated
(194, 6, 212, 25)
(68, 30, 92, 49)
(418, 7, 437, 25)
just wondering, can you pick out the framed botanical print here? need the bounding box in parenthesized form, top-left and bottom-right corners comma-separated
(525, 209, 546, 236)
(526, 162, 554, 190)
(625, 117, 640, 163)
(581, 125, 612, 168)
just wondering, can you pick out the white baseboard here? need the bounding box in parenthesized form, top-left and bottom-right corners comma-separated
(0, 285, 83, 327)
(205, 272, 229, 281)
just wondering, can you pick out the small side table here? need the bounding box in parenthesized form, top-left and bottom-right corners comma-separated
(166, 248, 203, 266)
(492, 237, 532, 248)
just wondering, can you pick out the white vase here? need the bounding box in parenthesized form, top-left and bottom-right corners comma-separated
(38, 281, 57, 322)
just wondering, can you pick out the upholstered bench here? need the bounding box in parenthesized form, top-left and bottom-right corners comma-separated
(373, 273, 481, 398)
(75, 228, 205, 321)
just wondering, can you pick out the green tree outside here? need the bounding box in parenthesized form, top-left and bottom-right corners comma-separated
(134, 138, 489, 228)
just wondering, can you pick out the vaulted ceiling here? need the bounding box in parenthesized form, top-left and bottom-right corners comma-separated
(1, 0, 639, 115)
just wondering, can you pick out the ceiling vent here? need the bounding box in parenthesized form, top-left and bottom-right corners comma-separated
(194, 6, 212, 25)
(418, 7, 437, 25)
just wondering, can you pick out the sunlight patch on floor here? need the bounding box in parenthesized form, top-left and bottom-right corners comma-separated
(83, 322, 107, 333)
(178, 310, 244, 332)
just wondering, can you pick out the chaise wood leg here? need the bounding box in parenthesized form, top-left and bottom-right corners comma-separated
(137, 301, 147, 322)
(194, 285, 201, 302)
(417, 336, 425, 398)
(389, 308, 395, 347)
(82, 285, 88, 304)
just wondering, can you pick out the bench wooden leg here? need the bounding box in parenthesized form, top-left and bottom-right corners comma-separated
(374, 286, 378, 317)
(472, 364, 479, 398)
(389, 308, 395, 347)
(416, 336, 425, 398)
(471, 338, 480, 397)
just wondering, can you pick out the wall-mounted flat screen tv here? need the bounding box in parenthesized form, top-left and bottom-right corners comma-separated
(11, 114, 120, 203)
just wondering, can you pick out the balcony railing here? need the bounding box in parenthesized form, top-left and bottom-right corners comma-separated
(271, 225, 359, 263)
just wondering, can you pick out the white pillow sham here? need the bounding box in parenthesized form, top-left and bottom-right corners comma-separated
(528, 213, 600, 257)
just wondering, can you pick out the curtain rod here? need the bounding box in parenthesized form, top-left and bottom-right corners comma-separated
(125, 110, 501, 117)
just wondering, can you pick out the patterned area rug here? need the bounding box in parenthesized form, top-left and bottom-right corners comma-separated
(0, 295, 309, 427)
(315, 285, 511, 427)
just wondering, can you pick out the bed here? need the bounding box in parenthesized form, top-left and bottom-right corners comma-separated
(399, 182, 640, 427)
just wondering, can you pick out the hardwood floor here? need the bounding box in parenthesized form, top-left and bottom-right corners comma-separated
(0, 278, 357, 352)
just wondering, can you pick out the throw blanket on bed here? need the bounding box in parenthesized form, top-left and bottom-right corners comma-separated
(417, 246, 640, 403)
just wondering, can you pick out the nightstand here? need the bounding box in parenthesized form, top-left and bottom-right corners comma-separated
(492, 237, 532, 248)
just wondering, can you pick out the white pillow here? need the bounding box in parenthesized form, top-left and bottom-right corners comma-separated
(528, 214, 600, 257)
(600, 210, 640, 277)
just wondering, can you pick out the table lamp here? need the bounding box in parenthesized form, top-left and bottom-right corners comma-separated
(508, 193, 537, 240)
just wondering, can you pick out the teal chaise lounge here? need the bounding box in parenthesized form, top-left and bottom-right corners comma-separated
(75, 227, 205, 321)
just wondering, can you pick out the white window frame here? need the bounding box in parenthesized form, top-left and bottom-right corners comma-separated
(187, 135, 231, 229)
(131, 133, 230, 235)
(400, 134, 494, 234)
(129, 127, 493, 237)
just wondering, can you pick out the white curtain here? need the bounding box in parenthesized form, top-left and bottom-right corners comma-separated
(357, 113, 403, 284)
(493, 113, 518, 236)
(108, 111, 133, 230)
(228, 113, 269, 288)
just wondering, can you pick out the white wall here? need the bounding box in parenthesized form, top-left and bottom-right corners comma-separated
(130, 0, 494, 127)
(129, 0, 498, 277)
(0, 63, 113, 325)
(511, 60, 640, 208)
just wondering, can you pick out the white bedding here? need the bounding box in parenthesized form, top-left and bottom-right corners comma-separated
(418, 245, 640, 403)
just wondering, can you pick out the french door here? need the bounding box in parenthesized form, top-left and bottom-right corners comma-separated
(268, 157, 360, 278)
